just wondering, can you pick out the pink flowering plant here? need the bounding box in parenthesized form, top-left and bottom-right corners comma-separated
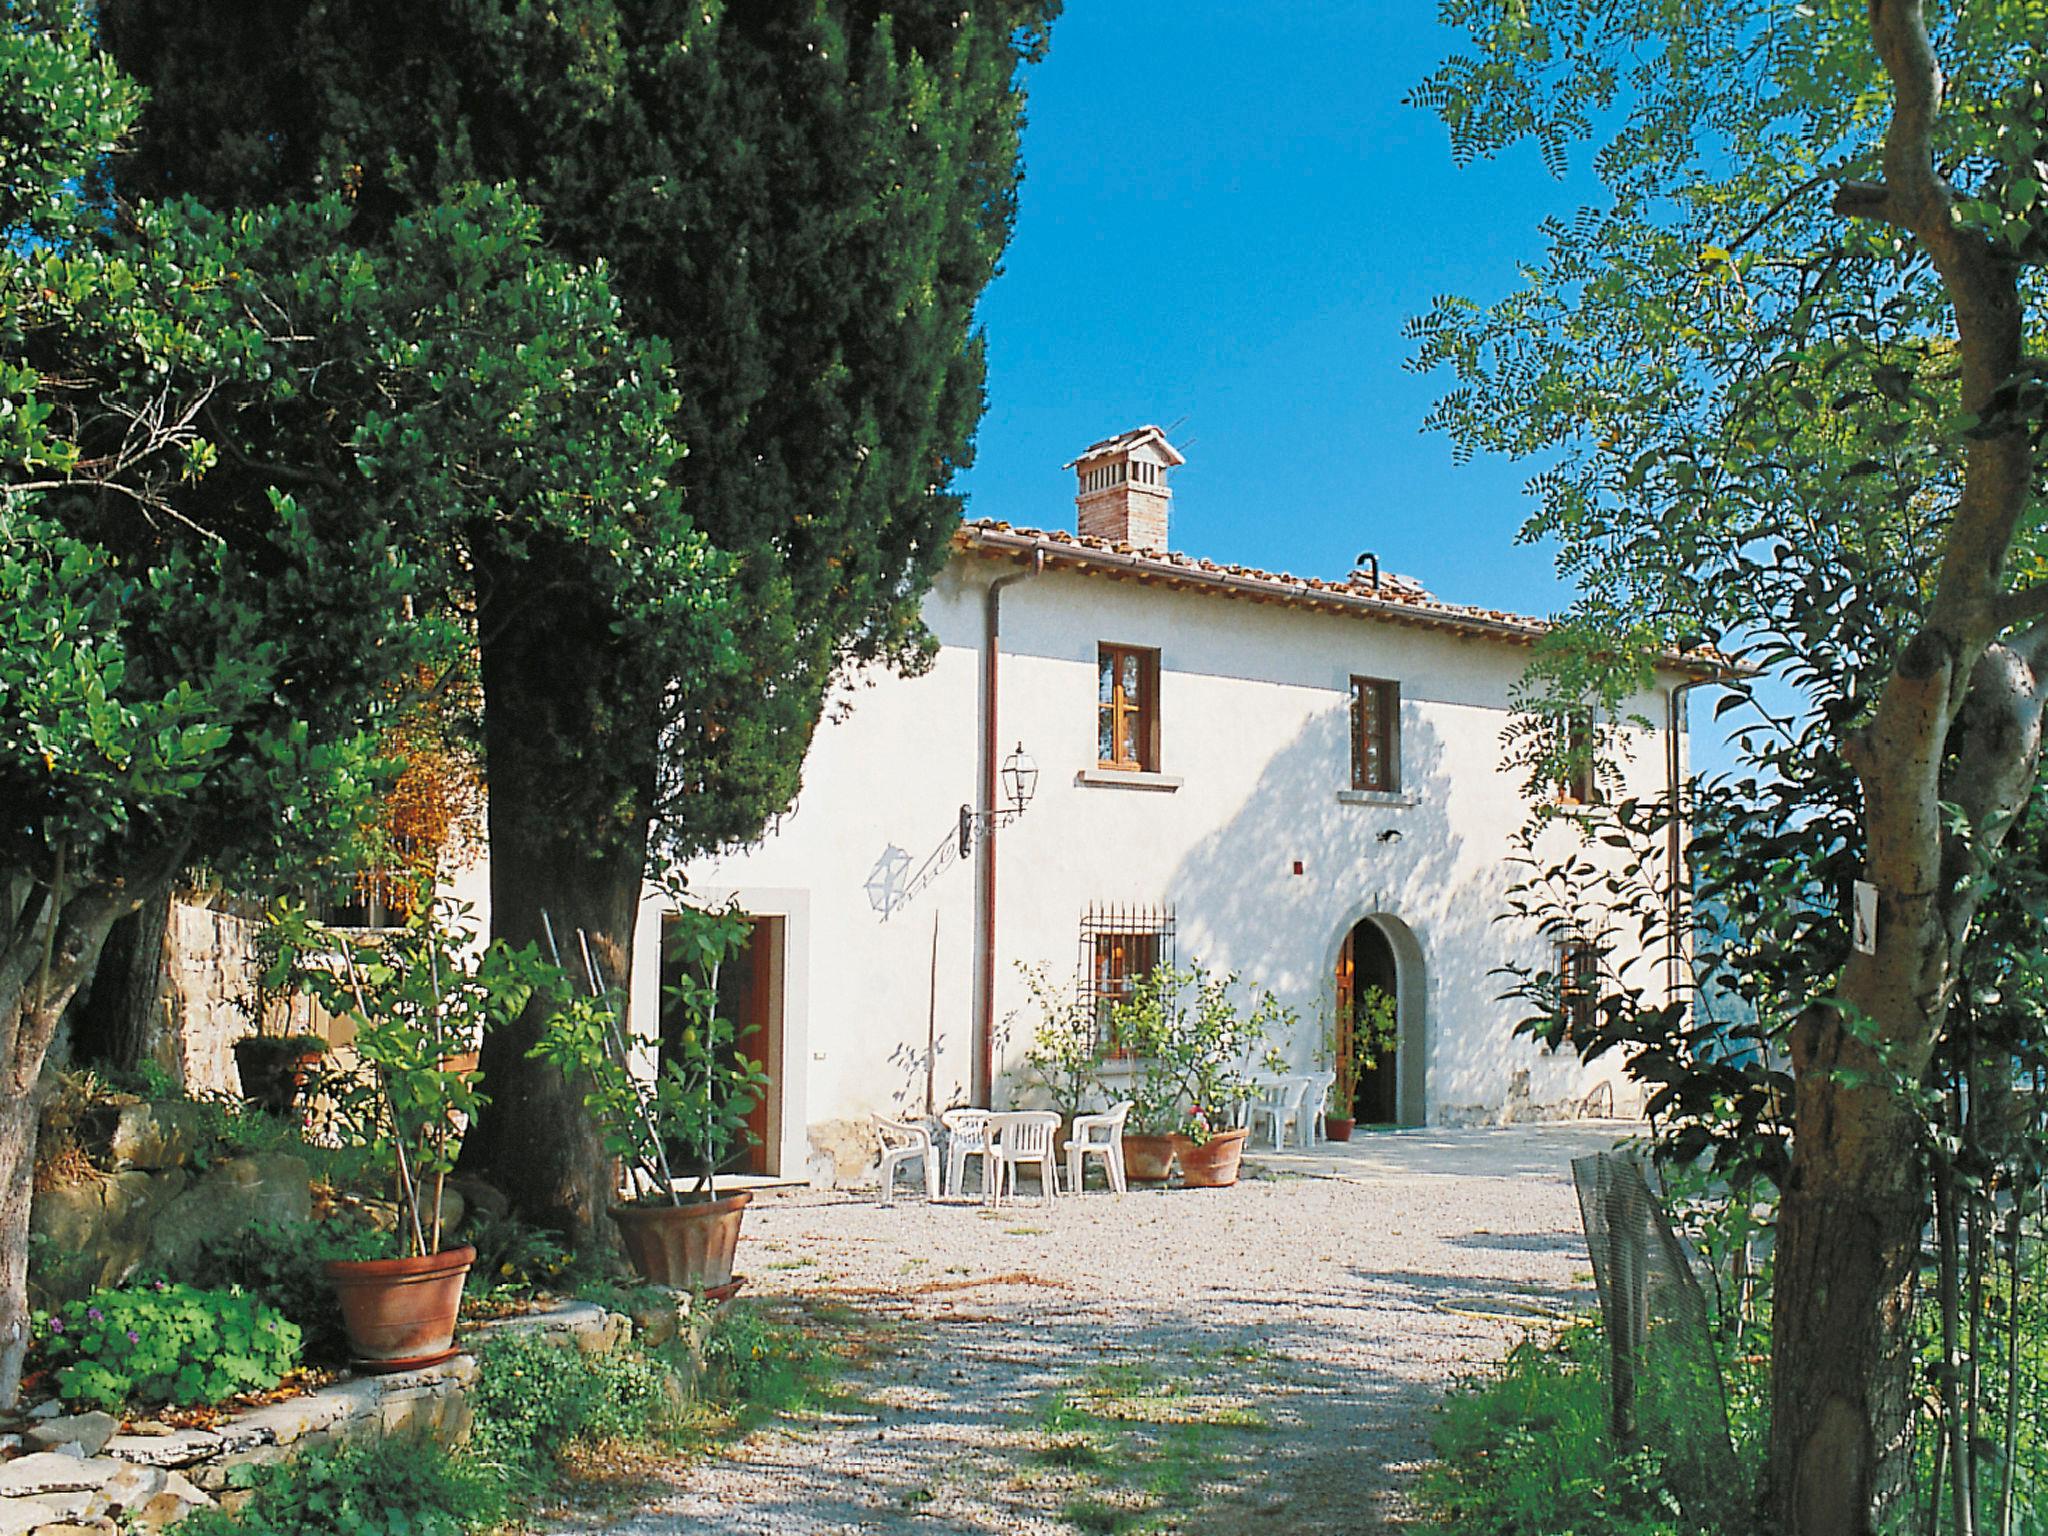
(34, 1281, 300, 1410)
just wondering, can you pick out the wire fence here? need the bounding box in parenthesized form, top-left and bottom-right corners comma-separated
(1573, 1150, 1739, 1495)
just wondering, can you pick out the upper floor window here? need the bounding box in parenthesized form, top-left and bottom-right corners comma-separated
(1098, 644, 1159, 772)
(1350, 677, 1400, 792)
(1561, 710, 1603, 806)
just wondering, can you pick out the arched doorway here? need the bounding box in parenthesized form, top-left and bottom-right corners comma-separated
(1333, 914, 1425, 1127)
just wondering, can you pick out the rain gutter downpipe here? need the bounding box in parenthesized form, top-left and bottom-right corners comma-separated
(974, 549, 1044, 1108)
(1665, 674, 1718, 1002)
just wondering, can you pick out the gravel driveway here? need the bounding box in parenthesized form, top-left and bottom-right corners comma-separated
(534, 1123, 1631, 1535)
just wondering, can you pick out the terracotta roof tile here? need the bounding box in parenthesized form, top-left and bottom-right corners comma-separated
(953, 520, 1736, 676)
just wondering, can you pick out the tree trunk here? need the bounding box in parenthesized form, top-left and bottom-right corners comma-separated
(69, 890, 172, 1075)
(1770, 1011, 1927, 1536)
(459, 561, 658, 1251)
(0, 1090, 39, 1408)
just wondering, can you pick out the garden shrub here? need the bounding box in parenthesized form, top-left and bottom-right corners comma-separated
(182, 1434, 506, 1536)
(36, 1282, 301, 1410)
(1417, 1324, 1757, 1536)
(698, 1296, 822, 1410)
(465, 1331, 682, 1488)
(173, 1218, 387, 1365)
(463, 1210, 585, 1300)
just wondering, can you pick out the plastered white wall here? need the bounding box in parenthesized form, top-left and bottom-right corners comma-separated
(650, 557, 1690, 1147)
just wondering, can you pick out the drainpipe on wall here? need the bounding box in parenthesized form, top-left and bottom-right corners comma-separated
(1664, 676, 1717, 1004)
(973, 551, 1044, 1108)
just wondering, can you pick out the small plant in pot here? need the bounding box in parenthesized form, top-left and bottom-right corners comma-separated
(268, 899, 545, 1370)
(232, 919, 328, 1114)
(1016, 961, 1106, 1149)
(1335, 984, 1399, 1133)
(533, 902, 769, 1296)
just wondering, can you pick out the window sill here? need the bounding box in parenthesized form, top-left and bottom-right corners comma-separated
(1075, 767, 1184, 793)
(1337, 789, 1417, 808)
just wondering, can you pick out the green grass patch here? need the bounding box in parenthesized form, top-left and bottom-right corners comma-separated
(1416, 1322, 1757, 1536)
(187, 1296, 865, 1535)
(1029, 1348, 1272, 1535)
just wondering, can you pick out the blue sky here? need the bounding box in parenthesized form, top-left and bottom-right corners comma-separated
(957, 2, 1600, 619)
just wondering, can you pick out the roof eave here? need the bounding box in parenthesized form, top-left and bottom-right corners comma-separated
(951, 524, 1742, 680)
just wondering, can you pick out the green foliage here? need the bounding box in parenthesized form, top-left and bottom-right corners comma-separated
(461, 1210, 585, 1302)
(1420, 1325, 1757, 1536)
(697, 1297, 824, 1411)
(174, 1219, 386, 1366)
(102, 0, 1059, 863)
(267, 900, 554, 1254)
(1108, 965, 1293, 1142)
(531, 901, 767, 1200)
(34, 1282, 300, 1410)
(1015, 961, 1105, 1119)
(465, 1332, 681, 1489)
(183, 1435, 506, 1536)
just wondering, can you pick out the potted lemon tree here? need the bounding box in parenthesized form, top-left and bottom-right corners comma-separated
(269, 900, 545, 1369)
(1109, 965, 1276, 1187)
(533, 902, 769, 1294)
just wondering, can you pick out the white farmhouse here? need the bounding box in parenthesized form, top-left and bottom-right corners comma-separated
(630, 427, 1704, 1182)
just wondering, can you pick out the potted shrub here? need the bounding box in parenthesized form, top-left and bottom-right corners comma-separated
(1170, 970, 1280, 1188)
(1321, 991, 1357, 1142)
(233, 918, 328, 1113)
(1108, 965, 1277, 1187)
(269, 899, 544, 1369)
(1104, 968, 1190, 1183)
(1341, 984, 1399, 1131)
(533, 902, 769, 1295)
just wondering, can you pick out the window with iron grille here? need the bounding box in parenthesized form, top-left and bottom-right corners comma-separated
(1558, 937, 1603, 1037)
(1078, 903, 1176, 1056)
(1350, 677, 1400, 792)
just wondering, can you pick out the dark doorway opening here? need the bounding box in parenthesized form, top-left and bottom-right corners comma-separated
(658, 913, 782, 1177)
(1337, 918, 1400, 1125)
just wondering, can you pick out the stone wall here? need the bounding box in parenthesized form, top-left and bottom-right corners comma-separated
(0, 1300, 668, 1535)
(162, 902, 332, 1098)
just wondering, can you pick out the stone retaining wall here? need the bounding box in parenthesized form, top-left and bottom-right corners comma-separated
(0, 1300, 662, 1535)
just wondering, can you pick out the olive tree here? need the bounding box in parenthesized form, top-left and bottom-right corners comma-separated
(1411, 3, 2046, 1529)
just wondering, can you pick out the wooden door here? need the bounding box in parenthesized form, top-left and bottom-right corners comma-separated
(660, 914, 782, 1178)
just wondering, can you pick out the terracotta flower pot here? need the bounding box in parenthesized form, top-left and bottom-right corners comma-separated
(1121, 1132, 1178, 1184)
(610, 1191, 750, 1290)
(324, 1244, 475, 1371)
(1173, 1127, 1250, 1188)
(1325, 1117, 1357, 1142)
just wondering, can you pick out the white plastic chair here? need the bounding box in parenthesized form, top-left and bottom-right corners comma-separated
(1065, 1100, 1132, 1194)
(874, 1115, 937, 1205)
(941, 1108, 993, 1199)
(1248, 1077, 1314, 1149)
(986, 1110, 1061, 1207)
(1306, 1070, 1338, 1141)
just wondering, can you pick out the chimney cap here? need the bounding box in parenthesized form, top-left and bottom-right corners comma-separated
(1062, 424, 1186, 471)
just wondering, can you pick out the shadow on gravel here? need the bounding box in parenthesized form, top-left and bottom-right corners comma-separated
(536, 1287, 1461, 1535)
(1443, 1229, 1590, 1257)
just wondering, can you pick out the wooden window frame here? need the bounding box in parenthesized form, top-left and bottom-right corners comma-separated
(1560, 711, 1604, 806)
(1097, 643, 1161, 772)
(1350, 676, 1401, 792)
(1091, 931, 1161, 1059)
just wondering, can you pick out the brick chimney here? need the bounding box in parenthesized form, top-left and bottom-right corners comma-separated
(1064, 425, 1184, 551)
